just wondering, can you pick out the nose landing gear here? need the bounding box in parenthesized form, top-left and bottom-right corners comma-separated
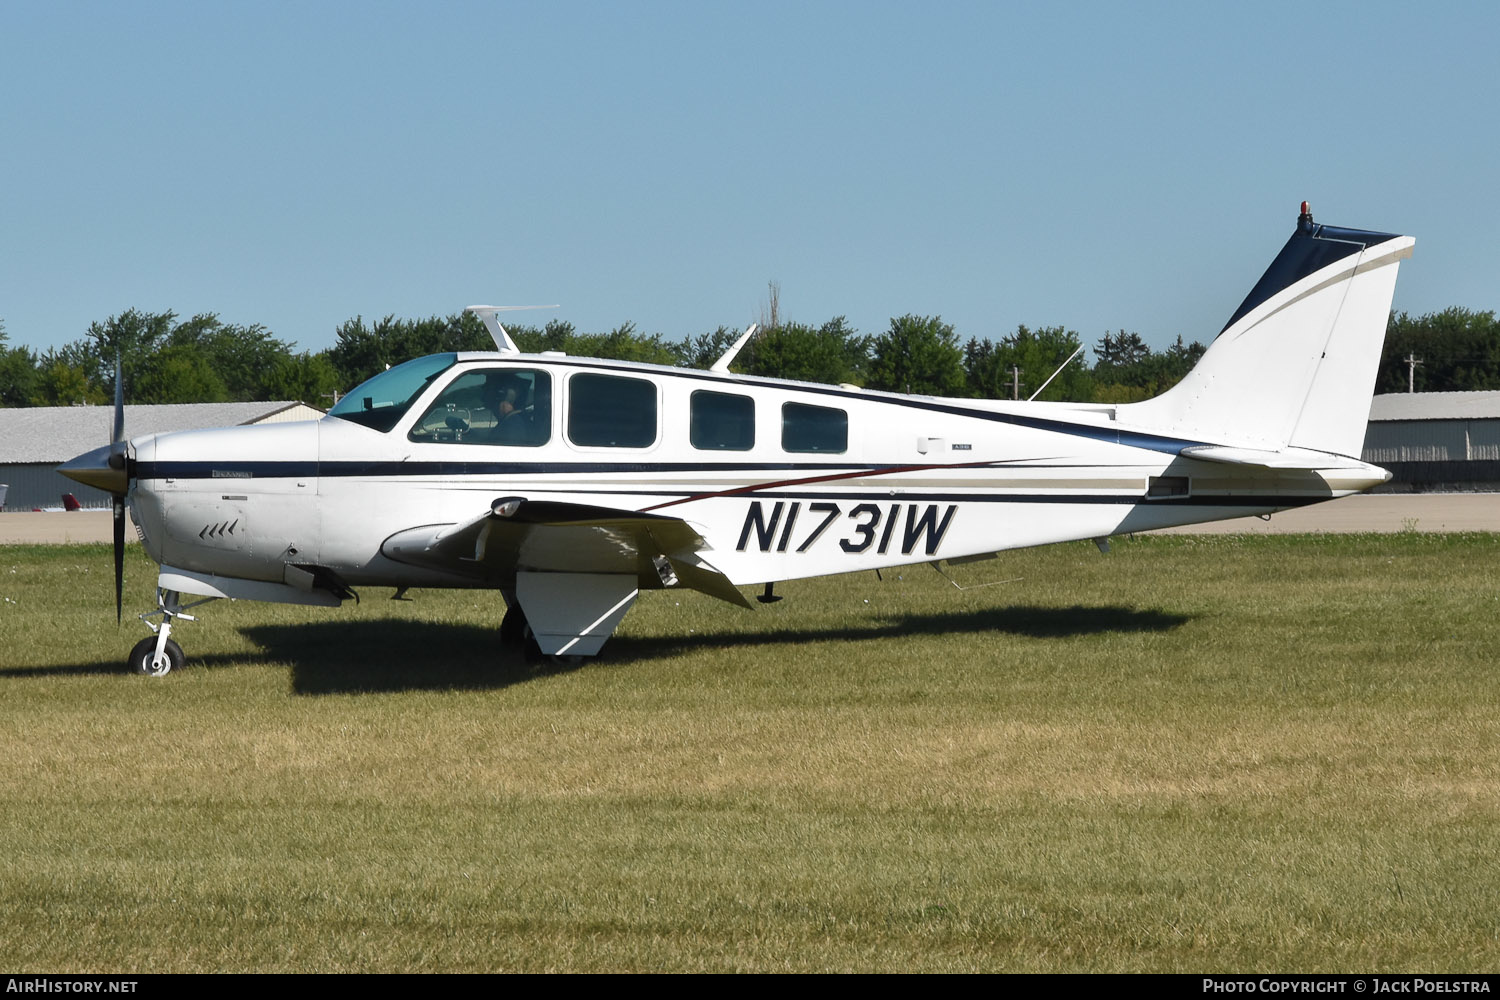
(128, 635, 184, 677)
(130, 589, 216, 676)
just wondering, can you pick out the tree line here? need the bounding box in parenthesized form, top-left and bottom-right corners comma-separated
(0, 305, 1494, 409)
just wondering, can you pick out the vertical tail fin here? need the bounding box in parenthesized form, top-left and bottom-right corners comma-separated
(1122, 207, 1414, 457)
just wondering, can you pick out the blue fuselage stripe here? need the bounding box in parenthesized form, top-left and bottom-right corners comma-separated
(131, 458, 1327, 509)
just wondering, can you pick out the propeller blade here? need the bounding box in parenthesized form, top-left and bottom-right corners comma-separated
(113, 497, 125, 625)
(111, 355, 127, 624)
(112, 352, 125, 444)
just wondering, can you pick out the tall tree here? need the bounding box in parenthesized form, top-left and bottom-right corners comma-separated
(739, 317, 870, 385)
(566, 322, 683, 366)
(0, 320, 40, 407)
(674, 326, 743, 370)
(1090, 330, 1202, 403)
(1378, 308, 1500, 392)
(327, 312, 492, 389)
(509, 320, 577, 354)
(262, 352, 342, 405)
(72, 308, 177, 399)
(132, 344, 231, 404)
(1159, 335, 1207, 384)
(163, 314, 297, 401)
(961, 337, 995, 397)
(972, 324, 1092, 402)
(30, 352, 105, 406)
(42, 308, 315, 404)
(867, 315, 964, 396)
(1093, 330, 1151, 369)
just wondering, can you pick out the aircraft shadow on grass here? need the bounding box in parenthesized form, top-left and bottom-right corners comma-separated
(234, 603, 1191, 696)
(0, 650, 249, 680)
(8, 605, 1189, 691)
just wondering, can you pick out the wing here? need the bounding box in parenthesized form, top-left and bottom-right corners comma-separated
(380, 497, 752, 609)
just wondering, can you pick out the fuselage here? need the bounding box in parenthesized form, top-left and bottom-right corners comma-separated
(125, 351, 1388, 596)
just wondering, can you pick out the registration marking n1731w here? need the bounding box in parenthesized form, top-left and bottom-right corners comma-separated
(735, 500, 958, 556)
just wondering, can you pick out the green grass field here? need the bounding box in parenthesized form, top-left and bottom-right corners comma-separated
(1, 534, 1497, 972)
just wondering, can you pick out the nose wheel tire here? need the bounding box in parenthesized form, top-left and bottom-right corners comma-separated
(128, 636, 184, 677)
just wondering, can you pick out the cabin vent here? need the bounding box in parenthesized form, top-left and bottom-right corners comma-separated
(1146, 476, 1190, 499)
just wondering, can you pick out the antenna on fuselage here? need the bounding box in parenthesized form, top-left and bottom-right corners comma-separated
(710, 323, 759, 373)
(1026, 344, 1086, 401)
(465, 304, 559, 354)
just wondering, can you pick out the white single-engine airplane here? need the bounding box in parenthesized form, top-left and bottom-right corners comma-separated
(62, 204, 1413, 675)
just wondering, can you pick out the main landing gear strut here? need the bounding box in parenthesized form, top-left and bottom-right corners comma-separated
(500, 601, 548, 665)
(498, 596, 585, 668)
(128, 588, 216, 677)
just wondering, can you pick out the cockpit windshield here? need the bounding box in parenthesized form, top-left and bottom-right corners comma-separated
(327, 353, 458, 432)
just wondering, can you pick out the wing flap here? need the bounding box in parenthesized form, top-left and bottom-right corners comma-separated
(381, 498, 750, 608)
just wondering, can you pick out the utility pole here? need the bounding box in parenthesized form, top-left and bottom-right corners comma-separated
(1404, 354, 1422, 393)
(1011, 365, 1021, 401)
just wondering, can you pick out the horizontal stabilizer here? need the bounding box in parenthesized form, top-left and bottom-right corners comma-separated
(1178, 444, 1372, 471)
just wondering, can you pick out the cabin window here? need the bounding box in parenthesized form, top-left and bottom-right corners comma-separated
(328, 353, 458, 433)
(690, 391, 755, 451)
(568, 373, 657, 448)
(407, 369, 552, 446)
(781, 402, 847, 453)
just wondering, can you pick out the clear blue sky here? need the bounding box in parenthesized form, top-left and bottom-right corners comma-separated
(2, 1, 1495, 357)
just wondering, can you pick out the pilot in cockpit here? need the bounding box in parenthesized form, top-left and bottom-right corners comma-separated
(481, 373, 528, 443)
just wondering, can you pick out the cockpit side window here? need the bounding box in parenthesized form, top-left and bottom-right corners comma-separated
(408, 369, 553, 446)
(328, 354, 458, 433)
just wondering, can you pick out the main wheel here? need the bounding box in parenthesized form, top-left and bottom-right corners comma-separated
(128, 636, 183, 677)
(500, 606, 527, 645)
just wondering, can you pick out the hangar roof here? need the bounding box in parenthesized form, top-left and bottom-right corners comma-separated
(0, 402, 323, 463)
(1369, 392, 1500, 422)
